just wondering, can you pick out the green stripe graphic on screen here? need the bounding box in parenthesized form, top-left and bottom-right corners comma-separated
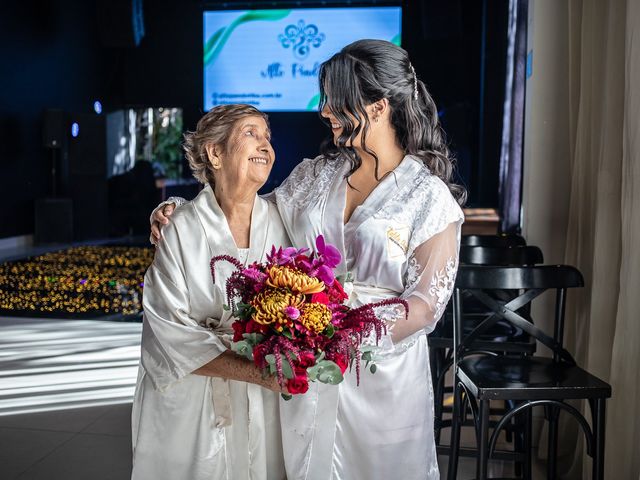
(390, 34, 401, 46)
(306, 93, 321, 111)
(204, 10, 292, 66)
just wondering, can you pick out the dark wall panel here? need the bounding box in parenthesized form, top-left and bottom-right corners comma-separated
(1, 0, 508, 240)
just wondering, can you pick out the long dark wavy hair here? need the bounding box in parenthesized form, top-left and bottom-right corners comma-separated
(318, 39, 466, 204)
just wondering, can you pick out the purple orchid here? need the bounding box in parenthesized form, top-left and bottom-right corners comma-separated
(297, 235, 342, 285)
(316, 235, 342, 268)
(266, 245, 309, 266)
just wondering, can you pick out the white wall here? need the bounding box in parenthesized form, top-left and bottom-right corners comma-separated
(522, 0, 572, 264)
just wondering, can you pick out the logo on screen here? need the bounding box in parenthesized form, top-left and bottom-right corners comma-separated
(278, 20, 326, 60)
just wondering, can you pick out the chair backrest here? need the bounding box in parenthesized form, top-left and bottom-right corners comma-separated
(461, 234, 527, 248)
(460, 245, 544, 266)
(452, 265, 584, 365)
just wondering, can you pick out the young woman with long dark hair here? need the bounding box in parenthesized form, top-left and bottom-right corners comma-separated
(151, 40, 464, 479)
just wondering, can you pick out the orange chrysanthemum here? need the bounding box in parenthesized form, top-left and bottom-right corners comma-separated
(251, 288, 305, 331)
(299, 303, 333, 334)
(266, 265, 325, 294)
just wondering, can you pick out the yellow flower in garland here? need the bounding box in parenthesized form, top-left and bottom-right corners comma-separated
(251, 288, 305, 331)
(266, 265, 325, 294)
(299, 303, 333, 334)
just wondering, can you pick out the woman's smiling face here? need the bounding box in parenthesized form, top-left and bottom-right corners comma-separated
(211, 115, 275, 192)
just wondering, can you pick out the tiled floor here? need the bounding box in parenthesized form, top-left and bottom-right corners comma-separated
(0, 316, 139, 480)
(0, 316, 546, 479)
(0, 404, 133, 479)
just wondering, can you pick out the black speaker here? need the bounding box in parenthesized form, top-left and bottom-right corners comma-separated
(42, 109, 67, 148)
(35, 198, 73, 244)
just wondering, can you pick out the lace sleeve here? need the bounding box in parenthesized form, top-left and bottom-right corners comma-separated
(391, 221, 461, 342)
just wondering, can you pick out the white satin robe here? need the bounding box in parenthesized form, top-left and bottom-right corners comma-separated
(132, 185, 289, 480)
(274, 155, 464, 480)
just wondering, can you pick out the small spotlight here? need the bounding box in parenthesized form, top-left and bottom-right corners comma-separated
(71, 123, 80, 137)
(93, 101, 103, 114)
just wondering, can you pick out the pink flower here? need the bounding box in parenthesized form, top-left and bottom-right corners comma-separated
(284, 306, 300, 320)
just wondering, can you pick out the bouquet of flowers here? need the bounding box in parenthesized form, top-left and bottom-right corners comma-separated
(210, 235, 407, 398)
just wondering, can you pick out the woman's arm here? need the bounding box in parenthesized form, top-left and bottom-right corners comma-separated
(382, 222, 460, 343)
(194, 351, 285, 392)
(142, 218, 283, 392)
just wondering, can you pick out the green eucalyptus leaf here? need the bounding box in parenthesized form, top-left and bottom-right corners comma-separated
(242, 332, 264, 346)
(230, 340, 253, 360)
(235, 302, 255, 320)
(370, 363, 378, 374)
(318, 366, 343, 385)
(306, 364, 319, 381)
(264, 353, 295, 379)
(312, 360, 343, 385)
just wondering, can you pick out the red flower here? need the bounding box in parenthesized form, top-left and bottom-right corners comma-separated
(245, 319, 268, 335)
(327, 353, 348, 374)
(297, 351, 316, 368)
(232, 321, 245, 342)
(311, 291, 330, 305)
(252, 343, 269, 368)
(287, 369, 310, 394)
(327, 280, 348, 303)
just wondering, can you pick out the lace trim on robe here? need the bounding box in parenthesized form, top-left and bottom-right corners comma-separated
(428, 257, 457, 321)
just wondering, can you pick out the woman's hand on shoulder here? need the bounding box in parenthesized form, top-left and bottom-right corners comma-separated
(151, 203, 176, 245)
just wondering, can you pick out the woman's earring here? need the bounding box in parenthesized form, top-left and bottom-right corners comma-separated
(374, 116, 379, 123)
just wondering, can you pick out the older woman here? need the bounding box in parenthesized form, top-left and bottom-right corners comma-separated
(152, 40, 464, 480)
(132, 104, 288, 480)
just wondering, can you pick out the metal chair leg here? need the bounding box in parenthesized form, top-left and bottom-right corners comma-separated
(546, 405, 560, 480)
(476, 399, 490, 480)
(523, 406, 533, 480)
(514, 404, 523, 477)
(592, 398, 606, 480)
(431, 347, 446, 444)
(447, 381, 463, 480)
